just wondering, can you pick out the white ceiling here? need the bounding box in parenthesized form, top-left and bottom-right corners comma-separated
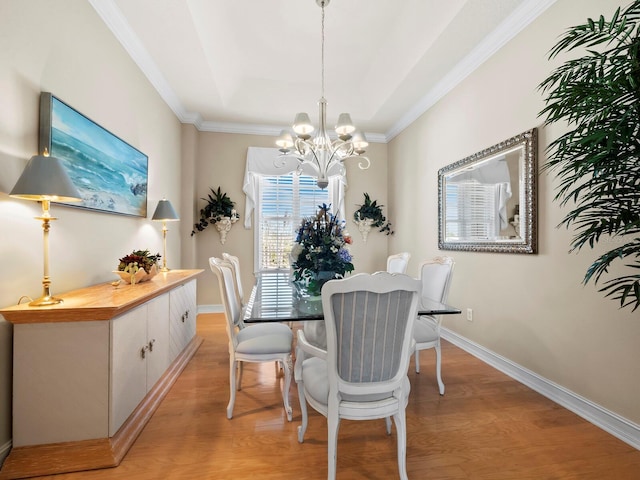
(89, 0, 556, 142)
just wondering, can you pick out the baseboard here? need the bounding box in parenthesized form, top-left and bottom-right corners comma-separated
(0, 337, 204, 479)
(441, 328, 640, 451)
(197, 304, 224, 314)
(0, 440, 11, 468)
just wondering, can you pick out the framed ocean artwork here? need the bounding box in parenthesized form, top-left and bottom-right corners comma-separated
(39, 92, 148, 217)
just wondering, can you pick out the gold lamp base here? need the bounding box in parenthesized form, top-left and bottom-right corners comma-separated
(29, 295, 64, 307)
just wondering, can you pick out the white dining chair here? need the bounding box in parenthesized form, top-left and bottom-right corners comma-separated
(413, 256, 455, 395)
(222, 252, 245, 312)
(295, 271, 421, 480)
(209, 257, 293, 420)
(386, 251, 410, 274)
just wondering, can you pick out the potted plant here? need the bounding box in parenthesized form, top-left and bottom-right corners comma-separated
(353, 193, 394, 241)
(191, 187, 240, 244)
(538, 2, 640, 311)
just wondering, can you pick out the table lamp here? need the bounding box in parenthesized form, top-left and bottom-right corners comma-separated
(152, 199, 179, 272)
(10, 151, 82, 306)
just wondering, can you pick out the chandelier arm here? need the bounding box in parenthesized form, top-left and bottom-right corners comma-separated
(355, 156, 371, 170)
(329, 139, 355, 159)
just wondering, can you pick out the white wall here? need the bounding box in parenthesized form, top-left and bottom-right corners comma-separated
(0, 0, 183, 461)
(388, 0, 640, 424)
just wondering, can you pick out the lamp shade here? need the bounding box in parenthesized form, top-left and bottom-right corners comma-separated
(276, 130, 294, 150)
(152, 199, 179, 221)
(293, 112, 314, 136)
(351, 130, 369, 150)
(10, 154, 81, 202)
(335, 113, 355, 136)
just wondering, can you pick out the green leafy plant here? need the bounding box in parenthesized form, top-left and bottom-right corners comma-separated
(353, 193, 394, 235)
(538, 1, 640, 310)
(191, 187, 240, 235)
(118, 249, 161, 274)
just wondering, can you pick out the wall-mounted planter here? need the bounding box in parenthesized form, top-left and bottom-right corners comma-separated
(353, 217, 375, 242)
(215, 215, 239, 245)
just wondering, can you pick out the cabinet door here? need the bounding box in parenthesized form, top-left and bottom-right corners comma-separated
(146, 293, 170, 391)
(169, 280, 197, 360)
(110, 303, 148, 435)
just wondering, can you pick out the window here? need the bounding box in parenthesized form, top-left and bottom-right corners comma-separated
(255, 173, 331, 272)
(445, 180, 498, 240)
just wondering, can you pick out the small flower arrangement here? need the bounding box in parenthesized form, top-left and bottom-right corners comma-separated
(291, 204, 354, 296)
(116, 249, 161, 284)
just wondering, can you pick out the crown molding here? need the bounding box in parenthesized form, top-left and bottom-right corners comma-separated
(385, 0, 558, 142)
(88, 0, 191, 123)
(90, 0, 556, 145)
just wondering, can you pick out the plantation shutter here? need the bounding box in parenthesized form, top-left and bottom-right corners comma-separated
(446, 181, 497, 240)
(257, 173, 330, 272)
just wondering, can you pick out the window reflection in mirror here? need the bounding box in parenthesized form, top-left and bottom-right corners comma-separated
(438, 128, 537, 254)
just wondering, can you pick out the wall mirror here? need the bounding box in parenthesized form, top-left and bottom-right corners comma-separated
(438, 128, 537, 254)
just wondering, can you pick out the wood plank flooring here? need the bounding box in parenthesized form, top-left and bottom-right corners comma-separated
(31, 313, 640, 480)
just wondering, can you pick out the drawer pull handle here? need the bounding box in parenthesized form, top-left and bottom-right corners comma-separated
(148, 339, 156, 351)
(141, 345, 149, 359)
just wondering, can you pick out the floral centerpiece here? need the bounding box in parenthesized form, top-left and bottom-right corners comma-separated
(115, 249, 161, 284)
(291, 204, 354, 297)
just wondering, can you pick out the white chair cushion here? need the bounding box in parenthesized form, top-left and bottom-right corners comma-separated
(301, 356, 410, 404)
(236, 323, 292, 354)
(413, 316, 438, 343)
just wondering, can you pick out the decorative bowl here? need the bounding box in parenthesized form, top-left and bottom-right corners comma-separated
(113, 264, 158, 284)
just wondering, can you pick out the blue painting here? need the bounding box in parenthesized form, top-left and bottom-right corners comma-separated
(39, 93, 148, 217)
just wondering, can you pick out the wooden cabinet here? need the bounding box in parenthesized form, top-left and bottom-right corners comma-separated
(0, 270, 203, 479)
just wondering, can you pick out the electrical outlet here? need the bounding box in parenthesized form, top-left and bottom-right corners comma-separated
(466, 308, 473, 322)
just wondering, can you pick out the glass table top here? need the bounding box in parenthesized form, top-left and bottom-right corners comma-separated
(243, 272, 461, 323)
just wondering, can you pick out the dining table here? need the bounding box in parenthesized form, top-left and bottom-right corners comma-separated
(243, 271, 462, 323)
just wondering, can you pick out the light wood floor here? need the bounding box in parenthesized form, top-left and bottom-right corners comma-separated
(33, 313, 640, 480)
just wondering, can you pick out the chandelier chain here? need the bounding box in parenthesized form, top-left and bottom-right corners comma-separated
(321, 3, 325, 99)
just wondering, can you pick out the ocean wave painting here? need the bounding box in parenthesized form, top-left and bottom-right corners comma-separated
(43, 94, 148, 217)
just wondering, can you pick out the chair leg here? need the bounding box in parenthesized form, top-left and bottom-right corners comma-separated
(237, 361, 243, 390)
(281, 357, 293, 421)
(327, 414, 340, 480)
(227, 358, 237, 419)
(414, 349, 421, 373)
(296, 380, 308, 443)
(385, 416, 392, 435)
(435, 342, 445, 395)
(393, 410, 409, 480)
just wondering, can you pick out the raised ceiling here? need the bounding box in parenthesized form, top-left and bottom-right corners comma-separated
(90, 0, 556, 142)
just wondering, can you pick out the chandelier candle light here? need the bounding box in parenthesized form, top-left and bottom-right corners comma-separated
(276, 0, 370, 189)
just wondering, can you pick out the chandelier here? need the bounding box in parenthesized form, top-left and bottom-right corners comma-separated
(275, 0, 370, 189)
